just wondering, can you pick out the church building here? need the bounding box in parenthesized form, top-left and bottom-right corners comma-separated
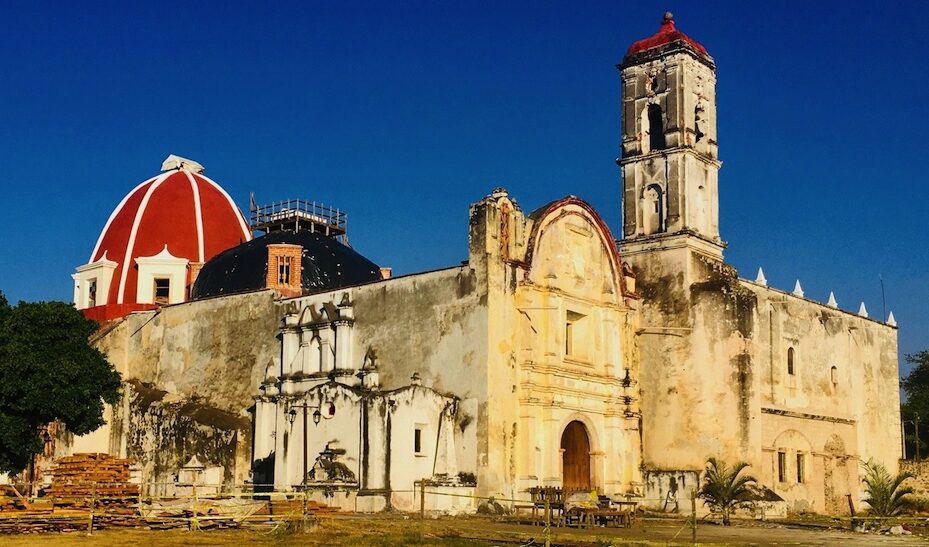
(59, 14, 900, 515)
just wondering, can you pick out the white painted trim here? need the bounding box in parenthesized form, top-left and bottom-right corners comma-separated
(135, 249, 188, 305)
(117, 172, 171, 304)
(196, 173, 253, 241)
(76, 250, 119, 273)
(135, 244, 184, 263)
(184, 170, 206, 263)
(89, 175, 159, 262)
(73, 251, 119, 309)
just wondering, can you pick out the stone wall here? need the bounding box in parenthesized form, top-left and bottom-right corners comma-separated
(73, 290, 283, 488)
(621, 236, 900, 514)
(900, 460, 929, 499)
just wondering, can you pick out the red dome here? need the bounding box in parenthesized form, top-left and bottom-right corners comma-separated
(626, 13, 708, 58)
(81, 158, 251, 320)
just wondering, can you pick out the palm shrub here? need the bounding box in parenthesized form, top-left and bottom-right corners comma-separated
(697, 457, 758, 525)
(861, 459, 914, 517)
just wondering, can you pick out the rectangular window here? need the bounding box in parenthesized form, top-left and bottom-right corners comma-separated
(796, 453, 804, 483)
(777, 451, 786, 483)
(154, 278, 170, 305)
(88, 279, 97, 308)
(278, 256, 292, 285)
(414, 427, 423, 455)
(565, 310, 586, 359)
(565, 321, 574, 356)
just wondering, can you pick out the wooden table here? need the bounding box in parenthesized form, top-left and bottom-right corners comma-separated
(573, 500, 637, 528)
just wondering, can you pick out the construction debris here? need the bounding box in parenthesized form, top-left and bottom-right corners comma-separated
(45, 453, 138, 510)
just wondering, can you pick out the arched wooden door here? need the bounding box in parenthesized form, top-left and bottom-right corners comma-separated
(561, 421, 591, 491)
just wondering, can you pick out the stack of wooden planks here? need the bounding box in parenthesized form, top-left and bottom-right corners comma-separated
(258, 498, 337, 516)
(45, 453, 139, 510)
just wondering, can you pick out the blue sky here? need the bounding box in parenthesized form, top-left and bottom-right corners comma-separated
(1, 1, 926, 374)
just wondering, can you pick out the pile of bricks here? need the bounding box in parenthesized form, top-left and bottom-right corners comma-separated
(45, 453, 138, 510)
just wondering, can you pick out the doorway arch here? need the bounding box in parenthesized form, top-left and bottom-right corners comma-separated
(561, 421, 591, 490)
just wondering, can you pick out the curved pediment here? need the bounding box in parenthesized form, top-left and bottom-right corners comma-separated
(523, 197, 624, 303)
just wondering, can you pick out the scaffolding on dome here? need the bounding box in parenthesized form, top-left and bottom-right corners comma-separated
(249, 197, 348, 244)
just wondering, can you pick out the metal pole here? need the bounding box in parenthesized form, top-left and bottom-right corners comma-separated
(303, 405, 308, 486)
(916, 414, 919, 461)
(880, 275, 886, 322)
(691, 490, 697, 545)
(420, 480, 426, 519)
(544, 498, 551, 547)
(902, 415, 907, 460)
(87, 481, 96, 534)
(191, 478, 199, 531)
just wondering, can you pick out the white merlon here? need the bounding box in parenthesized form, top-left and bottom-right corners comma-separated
(887, 311, 897, 327)
(161, 154, 205, 174)
(754, 267, 767, 286)
(827, 291, 838, 308)
(792, 280, 804, 298)
(858, 302, 869, 318)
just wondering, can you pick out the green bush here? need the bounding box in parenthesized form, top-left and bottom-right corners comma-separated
(861, 459, 913, 517)
(697, 457, 757, 525)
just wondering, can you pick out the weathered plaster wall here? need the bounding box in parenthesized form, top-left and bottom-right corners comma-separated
(744, 279, 900, 513)
(473, 191, 641, 501)
(349, 266, 486, 399)
(277, 265, 487, 490)
(623, 239, 899, 513)
(627, 243, 748, 478)
(86, 290, 282, 488)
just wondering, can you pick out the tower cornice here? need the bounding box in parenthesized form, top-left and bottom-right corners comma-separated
(617, 146, 721, 168)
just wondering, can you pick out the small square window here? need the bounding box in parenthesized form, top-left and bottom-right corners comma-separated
(154, 278, 170, 305)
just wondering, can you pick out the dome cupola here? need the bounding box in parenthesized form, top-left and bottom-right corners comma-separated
(624, 12, 710, 63)
(73, 155, 252, 321)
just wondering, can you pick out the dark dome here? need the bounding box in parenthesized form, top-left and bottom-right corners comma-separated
(192, 231, 382, 299)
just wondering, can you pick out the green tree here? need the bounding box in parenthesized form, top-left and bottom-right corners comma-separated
(902, 351, 929, 458)
(861, 459, 913, 517)
(0, 292, 121, 474)
(697, 457, 758, 525)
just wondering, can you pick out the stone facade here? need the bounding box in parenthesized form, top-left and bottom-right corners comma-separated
(618, 16, 900, 514)
(900, 461, 929, 500)
(54, 15, 902, 517)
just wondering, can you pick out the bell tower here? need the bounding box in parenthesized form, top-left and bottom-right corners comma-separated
(618, 12, 724, 260)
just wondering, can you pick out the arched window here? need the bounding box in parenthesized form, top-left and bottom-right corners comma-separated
(787, 347, 795, 375)
(648, 104, 666, 151)
(694, 105, 705, 143)
(642, 184, 665, 235)
(830, 366, 838, 386)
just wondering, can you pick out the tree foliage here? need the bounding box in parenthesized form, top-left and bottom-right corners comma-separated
(901, 351, 929, 458)
(861, 459, 913, 517)
(697, 457, 758, 525)
(0, 292, 121, 474)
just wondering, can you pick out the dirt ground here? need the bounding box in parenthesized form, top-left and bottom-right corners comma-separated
(0, 514, 927, 546)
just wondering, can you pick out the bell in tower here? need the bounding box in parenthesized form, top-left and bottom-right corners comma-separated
(618, 12, 724, 259)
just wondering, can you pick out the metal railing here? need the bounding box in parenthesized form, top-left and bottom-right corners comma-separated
(250, 199, 347, 239)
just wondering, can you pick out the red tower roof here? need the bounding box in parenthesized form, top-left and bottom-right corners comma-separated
(82, 157, 251, 321)
(626, 12, 708, 58)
